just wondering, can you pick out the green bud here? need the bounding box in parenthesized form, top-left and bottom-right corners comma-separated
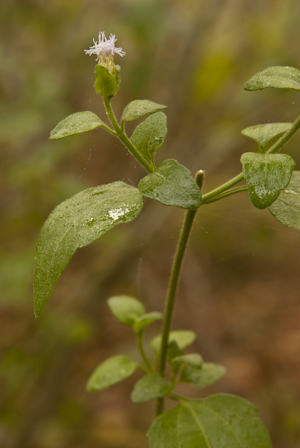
(94, 65, 120, 100)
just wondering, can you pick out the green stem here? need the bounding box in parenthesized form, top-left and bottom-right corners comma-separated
(156, 208, 197, 416)
(201, 172, 244, 203)
(103, 97, 154, 173)
(203, 185, 248, 204)
(267, 114, 300, 154)
(100, 123, 117, 135)
(137, 331, 153, 373)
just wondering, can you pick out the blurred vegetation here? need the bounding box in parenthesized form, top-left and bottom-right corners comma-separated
(1, 0, 300, 447)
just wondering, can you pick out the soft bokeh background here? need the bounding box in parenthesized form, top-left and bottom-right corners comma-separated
(1, 0, 300, 447)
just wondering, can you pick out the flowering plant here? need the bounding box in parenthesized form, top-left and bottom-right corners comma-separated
(34, 32, 300, 447)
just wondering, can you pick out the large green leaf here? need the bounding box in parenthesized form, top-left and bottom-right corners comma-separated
(87, 355, 138, 391)
(107, 295, 145, 326)
(139, 159, 202, 209)
(151, 330, 196, 354)
(241, 122, 292, 149)
(180, 362, 226, 388)
(131, 112, 167, 164)
(148, 394, 271, 448)
(269, 170, 300, 230)
(131, 374, 174, 403)
(244, 66, 300, 91)
(50, 111, 104, 139)
(34, 182, 144, 316)
(121, 99, 167, 122)
(241, 152, 295, 209)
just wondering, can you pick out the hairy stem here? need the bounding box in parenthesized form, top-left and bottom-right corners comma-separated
(156, 208, 197, 415)
(100, 123, 117, 135)
(103, 97, 154, 173)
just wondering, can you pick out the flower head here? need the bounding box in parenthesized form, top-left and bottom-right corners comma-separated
(84, 32, 125, 74)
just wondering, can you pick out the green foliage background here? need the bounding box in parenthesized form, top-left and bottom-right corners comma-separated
(1, 1, 300, 447)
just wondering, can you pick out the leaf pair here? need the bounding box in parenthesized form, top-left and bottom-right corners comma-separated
(87, 358, 174, 403)
(241, 66, 300, 214)
(107, 295, 162, 333)
(50, 98, 167, 140)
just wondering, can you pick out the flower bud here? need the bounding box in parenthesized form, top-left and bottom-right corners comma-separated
(85, 32, 125, 99)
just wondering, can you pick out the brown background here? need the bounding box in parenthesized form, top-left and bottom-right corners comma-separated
(1, 0, 300, 447)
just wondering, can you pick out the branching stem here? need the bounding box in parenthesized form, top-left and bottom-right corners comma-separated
(201, 172, 244, 203)
(266, 114, 300, 154)
(103, 97, 154, 173)
(203, 185, 248, 204)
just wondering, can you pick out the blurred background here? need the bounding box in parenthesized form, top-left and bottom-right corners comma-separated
(1, 0, 300, 447)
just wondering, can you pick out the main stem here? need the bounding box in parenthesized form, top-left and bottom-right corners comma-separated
(156, 208, 197, 415)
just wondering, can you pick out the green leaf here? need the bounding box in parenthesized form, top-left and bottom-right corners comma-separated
(34, 182, 144, 317)
(180, 362, 226, 388)
(241, 122, 292, 149)
(122, 99, 167, 122)
(50, 111, 104, 140)
(87, 355, 138, 392)
(133, 312, 163, 333)
(148, 394, 271, 448)
(107, 296, 145, 326)
(244, 66, 300, 91)
(171, 353, 203, 370)
(131, 112, 167, 165)
(139, 159, 202, 210)
(241, 152, 295, 209)
(269, 170, 300, 230)
(167, 341, 184, 362)
(131, 374, 174, 403)
(151, 330, 196, 354)
(94, 65, 120, 99)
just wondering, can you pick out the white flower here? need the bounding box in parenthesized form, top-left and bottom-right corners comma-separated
(84, 32, 125, 62)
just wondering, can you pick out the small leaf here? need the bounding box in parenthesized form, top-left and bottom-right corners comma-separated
(171, 353, 203, 370)
(131, 374, 174, 403)
(180, 362, 226, 388)
(131, 112, 167, 164)
(34, 182, 143, 316)
(133, 312, 163, 333)
(241, 122, 292, 149)
(50, 111, 104, 140)
(151, 330, 196, 354)
(167, 341, 184, 362)
(269, 170, 300, 230)
(107, 296, 145, 326)
(94, 65, 120, 99)
(122, 99, 167, 122)
(87, 355, 138, 391)
(148, 394, 271, 448)
(139, 159, 202, 209)
(244, 66, 300, 91)
(241, 152, 295, 209)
